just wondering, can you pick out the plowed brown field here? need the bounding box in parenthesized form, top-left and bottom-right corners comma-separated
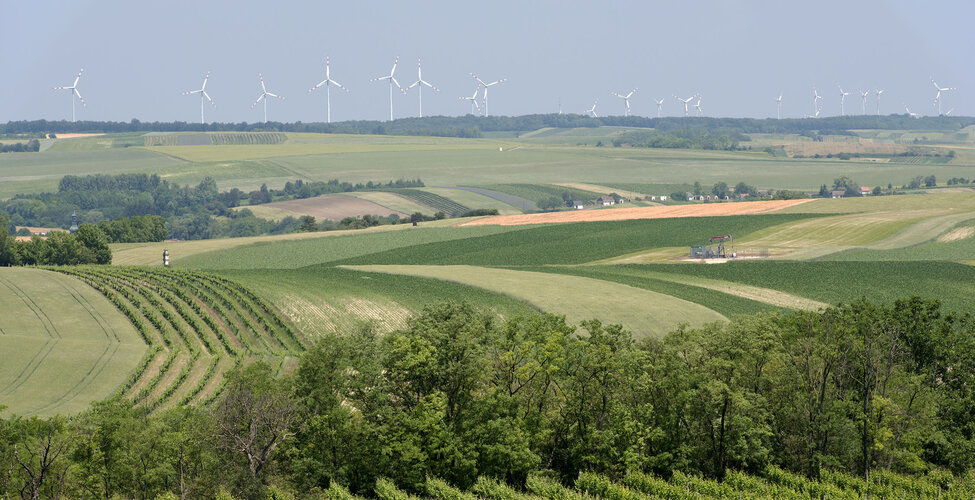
(461, 199, 813, 226)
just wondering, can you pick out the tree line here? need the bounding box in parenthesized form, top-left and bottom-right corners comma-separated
(2, 297, 975, 499)
(0, 139, 40, 153)
(2, 174, 430, 241)
(0, 214, 111, 265)
(4, 113, 973, 137)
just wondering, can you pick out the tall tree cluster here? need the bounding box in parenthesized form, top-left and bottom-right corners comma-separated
(1, 299, 974, 499)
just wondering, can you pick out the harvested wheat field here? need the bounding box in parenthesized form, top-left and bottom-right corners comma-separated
(462, 199, 813, 226)
(242, 193, 408, 221)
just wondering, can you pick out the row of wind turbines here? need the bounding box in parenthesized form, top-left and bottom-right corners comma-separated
(53, 63, 958, 124)
(53, 57, 507, 124)
(799, 78, 955, 119)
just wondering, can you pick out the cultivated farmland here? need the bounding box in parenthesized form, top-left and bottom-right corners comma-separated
(0, 268, 146, 416)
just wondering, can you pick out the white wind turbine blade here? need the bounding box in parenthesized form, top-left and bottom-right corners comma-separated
(310, 79, 328, 91)
(259, 74, 267, 93)
(391, 77, 405, 93)
(74, 88, 86, 106)
(390, 56, 399, 76)
(252, 94, 266, 107)
(201, 72, 209, 91)
(203, 91, 215, 106)
(330, 78, 349, 91)
(421, 80, 438, 91)
(72, 69, 83, 87)
(267, 92, 282, 100)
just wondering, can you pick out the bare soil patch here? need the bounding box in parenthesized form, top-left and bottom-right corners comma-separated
(54, 133, 106, 139)
(254, 194, 408, 221)
(938, 226, 975, 242)
(461, 199, 812, 226)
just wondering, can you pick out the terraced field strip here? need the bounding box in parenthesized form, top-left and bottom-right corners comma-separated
(420, 187, 524, 215)
(390, 189, 470, 215)
(240, 193, 408, 221)
(48, 267, 303, 412)
(0, 268, 147, 417)
(451, 186, 538, 212)
(591, 266, 829, 311)
(461, 199, 812, 226)
(553, 182, 650, 200)
(342, 265, 726, 339)
(345, 191, 437, 215)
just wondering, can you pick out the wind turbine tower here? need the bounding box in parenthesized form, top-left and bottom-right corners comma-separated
(372, 56, 406, 121)
(309, 57, 349, 123)
(460, 87, 481, 115)
(776, 92, 783, 119)
(675, 94, 695, 117)
(610, 88, 638, 116)
(585, 99, 598, 118)
(875, 89, 885, 115)
(654, 98, 665, 118)
(931, 77, 956, 116)
(252, 74, 284, 124)
(53, 68, 86, 122)
(406, 58, 439, 118)
(859, 90, 870, 115)
(469, 73, 506, 117)
(183, 72, 216, 125)
(837, 85, 851, 116)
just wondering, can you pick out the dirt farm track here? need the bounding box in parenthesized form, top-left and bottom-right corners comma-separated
(461, 199, 813, 226)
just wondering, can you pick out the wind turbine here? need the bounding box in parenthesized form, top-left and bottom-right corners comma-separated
(252, 74, 284, 124)
(309, 56, 348, 123)
(654, 98, 665, 118)
(859, 90, 870, 115)
(812, 87, 823, 117)
(610, 88, 638, 116)
(837, 85, 851, 116)
(776, 92, 783, 119)
(182, 72, 216, 125)
(904, 104, 918, 118)
(469, 73, 506, 117)
(692, 94, 704, 116)
(931, 77, 955, 116)
(405, 57, 439, 118)
(53, 68, 85, 122)
(585, 99, 598, 118)
(875, 89, 885, 115)
(371, 56, 406, 121)
(460, 86, 481, 115)
(675, 94, 695, 117)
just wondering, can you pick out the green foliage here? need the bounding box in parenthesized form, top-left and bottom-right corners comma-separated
(613, 127, 747, 151)
(98, 215, 168, 243)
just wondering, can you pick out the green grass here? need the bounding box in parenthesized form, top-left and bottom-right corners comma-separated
(180, 225, 523, 270)
(613, 261, 975, 316)
(334, 214, 822, 267)
(826, 221, 975, 261)
(0, 268, 147, 417)
(343, 265, 726, 339)
(220, 266, 538, 338)
(0, 148, 184, 199)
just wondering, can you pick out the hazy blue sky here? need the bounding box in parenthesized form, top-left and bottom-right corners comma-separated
(3, 0, 973, 123)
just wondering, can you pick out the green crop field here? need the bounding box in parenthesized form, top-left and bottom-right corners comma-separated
(180, 224, 524, 270)
(333, 214, 821, 267)
(343, 265, 726, 339)
(219, 266, 538, 338)
(0, 268, 147, 416)
(49, 266, 304, 413)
